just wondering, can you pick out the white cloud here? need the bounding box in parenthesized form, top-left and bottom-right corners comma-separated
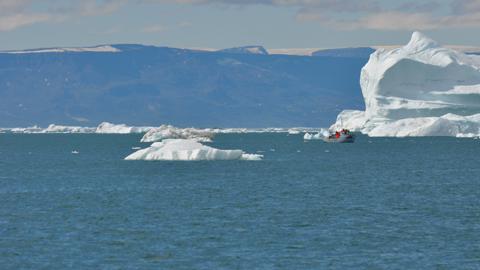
(163, 0, 480, 30)
(0, 13, 52, 31)
(0, 0, 127, 32)
(3, 0, 480, 32)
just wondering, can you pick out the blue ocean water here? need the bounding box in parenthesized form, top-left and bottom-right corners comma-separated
(0, 133, 479, 269)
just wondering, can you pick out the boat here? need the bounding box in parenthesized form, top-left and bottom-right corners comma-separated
(323, 129, 355, 143)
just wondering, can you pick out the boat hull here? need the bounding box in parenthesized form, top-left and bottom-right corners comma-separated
(322, 134, 355, 143)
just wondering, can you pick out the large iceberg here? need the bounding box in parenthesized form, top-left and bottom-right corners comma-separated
(141, 125, 215, 142)
(332, 32, 480, 137)
(125, 139, 263, 161)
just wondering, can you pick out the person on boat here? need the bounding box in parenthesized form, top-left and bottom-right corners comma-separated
(335, 131, 340, 138)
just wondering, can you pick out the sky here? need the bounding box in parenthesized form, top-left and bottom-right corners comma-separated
(1, 0, 480, 50)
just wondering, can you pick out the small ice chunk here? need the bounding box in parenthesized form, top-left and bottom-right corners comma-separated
(304, 129, 329, 140)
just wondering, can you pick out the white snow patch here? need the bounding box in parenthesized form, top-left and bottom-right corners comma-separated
(245, 47, 264, 54)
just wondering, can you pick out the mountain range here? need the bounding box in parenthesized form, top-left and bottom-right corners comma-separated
(0, 44, 373, 127)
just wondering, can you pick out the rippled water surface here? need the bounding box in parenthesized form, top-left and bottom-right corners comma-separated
(1, 133, 479, 269)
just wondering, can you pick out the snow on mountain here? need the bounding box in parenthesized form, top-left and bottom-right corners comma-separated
(124, 139, 263, 161)
(2, 45, 120, 54)
(0, 43, 366, 127)
(219, 46, 269, 55)
(331, 31, 480, 137)
(267, 48, 321, 56)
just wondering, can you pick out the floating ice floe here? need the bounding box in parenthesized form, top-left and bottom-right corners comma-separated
(303, 129, 330, 140)
(331, 31, 480, 138)
(304, 133, 322, 140)
(141, 125, 214, 142)
(95, 122, 152, 134)
(124, 139, 263, 161)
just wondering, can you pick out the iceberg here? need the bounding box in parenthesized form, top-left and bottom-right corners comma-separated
(95, 122, 152, 134)
(124, 139, 263, 161)
(304, 133, 322, 140)
(4, 125, 92, 133)
(287, 128, 301, 135)
(3, 123, 149, 134)
(330, 110, 367, 132)
(210, 127, 321, 134)
(367, 113, 480, 137)
(42, 124, 95, 133)
(9, 126, 43, 133)
(141, 125, 214, 142)
(332, 31, 480, 137)
(303, 129, 330, 140)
